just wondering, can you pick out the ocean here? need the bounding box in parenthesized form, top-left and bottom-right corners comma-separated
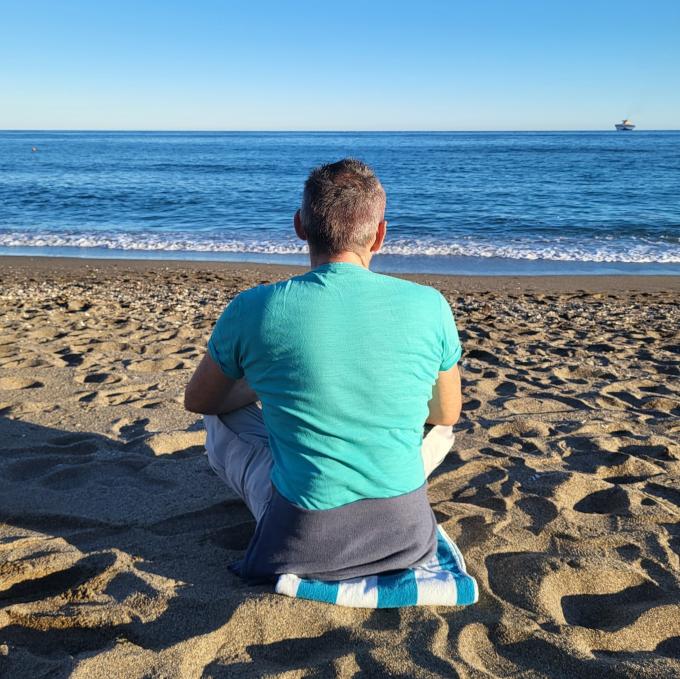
(1, 131, 679, 275)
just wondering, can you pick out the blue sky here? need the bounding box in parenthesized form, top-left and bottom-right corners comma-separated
(1, 0, 678, 130)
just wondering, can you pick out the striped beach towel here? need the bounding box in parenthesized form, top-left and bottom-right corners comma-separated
(275, 526, 478, 608)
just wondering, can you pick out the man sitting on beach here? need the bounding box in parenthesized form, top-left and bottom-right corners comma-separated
(184, 159, 463, 581)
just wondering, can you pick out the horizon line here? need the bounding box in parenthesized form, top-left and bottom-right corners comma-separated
(1, 128, 678, 133)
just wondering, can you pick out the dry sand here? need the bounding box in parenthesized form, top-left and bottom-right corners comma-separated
(0, 256, 679, 678)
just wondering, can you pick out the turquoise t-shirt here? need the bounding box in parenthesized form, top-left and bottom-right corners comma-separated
(208, 262, 462, 511)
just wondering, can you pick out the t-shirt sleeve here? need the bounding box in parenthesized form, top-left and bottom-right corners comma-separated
(207, 295, 245, 380)
(438, 292, 462, 371)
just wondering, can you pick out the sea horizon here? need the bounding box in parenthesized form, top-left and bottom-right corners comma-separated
(3, 128, 680, 133)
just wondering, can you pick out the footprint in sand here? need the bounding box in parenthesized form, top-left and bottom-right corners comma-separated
(487, 419, 553, 455)
(56, 348, 84, 367)
(454, 483, 507, 513)
(466, 348, 501, 366)
(0, 356, 48, 369)
(112, 417, 150, 440)
(94, 383, 160, 407)
(615, 543, 643, 561)
(488, 419, 552, 439)
(561, 580, 666, 631)
(598, 388, 678, 419)
(619, 443, 672, 461)
(38, 457, 171, 491)
(489, 432, 541, 455)
(552, 366, 590, 385)
(462, 398, 481, 412)
(145, 430, 205, 456)
(456, 623, 520, 677)
(0, 553, 115, 607)
(603, 474, 649, 486)
(171, 344, 200, 358)
(75, 372, 122, 385)
(494, 381, 517, 396)
(0, 377, 44, 390)
(560, 436, 627, 474)
(586, 342, 617, 353)
(517, 496, 559, 535)
(485, 551, 675, 646)
(574, 486, 631, 515)
(503, 396, 580, 415)
(645, 482, 680, 506)
(454, 515, 496, 551)
(128, 358, 185, 373)
(485, 551, 560, 614)
(139, 399, 163, 409)
(1, 547, 177, 642)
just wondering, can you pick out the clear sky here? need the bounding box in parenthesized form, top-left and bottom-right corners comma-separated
(1, 0, 678, 130)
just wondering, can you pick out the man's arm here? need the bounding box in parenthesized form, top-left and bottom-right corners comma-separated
(184, 353, 258, 415)
(427, 364, 462, 426)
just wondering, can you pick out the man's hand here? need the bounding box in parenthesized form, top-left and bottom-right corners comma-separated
(184, 353, 258, 415)
(427, 364, 462, 426)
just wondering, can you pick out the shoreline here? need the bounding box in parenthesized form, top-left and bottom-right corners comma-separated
(2, 248, 679, 278)
(2, 255, 680, 294)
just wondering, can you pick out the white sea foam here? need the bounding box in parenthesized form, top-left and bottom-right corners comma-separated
(0, 231, 679, 264)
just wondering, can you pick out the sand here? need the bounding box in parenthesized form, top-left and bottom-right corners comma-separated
(0, 256, 679, 678)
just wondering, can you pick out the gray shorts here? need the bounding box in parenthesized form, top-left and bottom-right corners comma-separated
(204, 404, 455, 522)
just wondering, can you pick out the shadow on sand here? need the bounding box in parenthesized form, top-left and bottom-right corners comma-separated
(0, 414, 258, 661)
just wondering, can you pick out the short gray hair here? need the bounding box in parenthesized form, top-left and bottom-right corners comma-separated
(300, 158, 386, 255)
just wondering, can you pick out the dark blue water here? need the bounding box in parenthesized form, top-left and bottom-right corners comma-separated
(1, 131, 679, 274)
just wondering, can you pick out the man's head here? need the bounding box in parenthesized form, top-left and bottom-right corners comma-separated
(295, 159, 386, 259)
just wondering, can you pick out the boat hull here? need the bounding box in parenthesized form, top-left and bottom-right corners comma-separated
(615, 124, 635, 131)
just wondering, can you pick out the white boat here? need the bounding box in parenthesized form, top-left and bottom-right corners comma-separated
(615, 119, 635, 131)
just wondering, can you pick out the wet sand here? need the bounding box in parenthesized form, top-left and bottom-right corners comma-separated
(1, 256, 679, 678)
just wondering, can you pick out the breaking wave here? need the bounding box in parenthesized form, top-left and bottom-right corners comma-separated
(1, 230, 678, 264)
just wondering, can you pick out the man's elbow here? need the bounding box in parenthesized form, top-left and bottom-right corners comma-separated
(427, 414, 460, 427)
(184, 386, 209, 414)
(427, 405, 461, 427)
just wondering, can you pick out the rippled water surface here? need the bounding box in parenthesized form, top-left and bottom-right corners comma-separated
(1, 131, 679, 273)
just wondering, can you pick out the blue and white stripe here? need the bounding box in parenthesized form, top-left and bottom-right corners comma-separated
(275, 526, 478, 608)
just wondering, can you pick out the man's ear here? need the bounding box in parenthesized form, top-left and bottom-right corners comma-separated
(370, 219, 387, 253)
(294, 210, 307, 241)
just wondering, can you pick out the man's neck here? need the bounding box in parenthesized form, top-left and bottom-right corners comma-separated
(309, 250, 372, 270)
